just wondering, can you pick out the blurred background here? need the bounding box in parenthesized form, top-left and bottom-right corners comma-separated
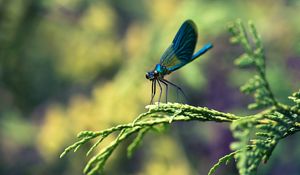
(0, 0, 300, 174)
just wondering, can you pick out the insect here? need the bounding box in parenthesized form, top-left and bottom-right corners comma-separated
(145, 20, 213, 104)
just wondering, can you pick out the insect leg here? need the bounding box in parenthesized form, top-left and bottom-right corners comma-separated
(150, 80, 154, 104)
(158, 78, 168, 103)
(162, 79, 187, 101)
(157, 80, 163, 104)
(150, 80, 156, 104)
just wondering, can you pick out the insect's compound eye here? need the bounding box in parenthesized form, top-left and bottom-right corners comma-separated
(145, 73, 149, 79)
(154, 70, 158, 76)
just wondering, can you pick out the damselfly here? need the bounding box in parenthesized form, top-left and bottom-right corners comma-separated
(146, 20, 213, 104)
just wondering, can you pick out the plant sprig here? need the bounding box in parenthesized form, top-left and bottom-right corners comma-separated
(227, 20, 300, 175)
(60, 103, 242, 174)
(229, 20, 278, 110)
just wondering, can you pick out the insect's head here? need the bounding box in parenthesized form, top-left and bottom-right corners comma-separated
(145, 70, 159, 81)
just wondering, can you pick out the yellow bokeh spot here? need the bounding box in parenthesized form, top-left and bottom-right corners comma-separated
(142, 136, 194, 175)
(80, 2, 116, 33)
(36, 105, 68, 160)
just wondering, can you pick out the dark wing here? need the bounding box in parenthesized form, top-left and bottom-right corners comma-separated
(160, 20, 198, 72)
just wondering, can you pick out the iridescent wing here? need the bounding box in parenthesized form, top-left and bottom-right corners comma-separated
(160, 20, 198, 72)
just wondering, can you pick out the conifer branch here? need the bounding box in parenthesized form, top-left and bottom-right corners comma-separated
(227, 20, 300, 175)
(60, 103, 242, 174)
(229, 20, 278, 109)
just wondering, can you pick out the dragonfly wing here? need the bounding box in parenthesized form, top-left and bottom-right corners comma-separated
(160, 20, 198, 72)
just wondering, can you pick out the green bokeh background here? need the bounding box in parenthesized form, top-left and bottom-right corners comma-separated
(0, 0, 299, 174)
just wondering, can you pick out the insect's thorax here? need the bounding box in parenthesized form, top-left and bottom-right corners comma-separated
(155, 64, 169, 75)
